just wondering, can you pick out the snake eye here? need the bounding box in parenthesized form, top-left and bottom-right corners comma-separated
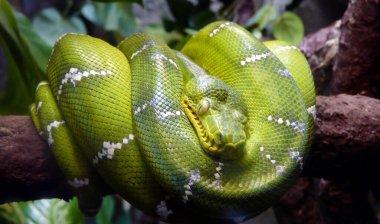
(198, 99, 210, 115)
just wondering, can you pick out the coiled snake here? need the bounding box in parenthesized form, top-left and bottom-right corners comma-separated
(31, 21, 315, 223)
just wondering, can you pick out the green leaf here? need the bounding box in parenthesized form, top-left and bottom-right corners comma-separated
(17, 200, 69, 223)
(245, 4, 276, 30)
(16, 199, 89, 224)
(32, 7, 86, 47)
(114, 212, 132, 224)
(0, 0, 19, 43)
(191, 10, 216, 30)
(81, 2, 138, 36)
(66, 198, 84, 224)
(0, 43, 31, 114)
(273, 12, 304, 46)
(0, 0, 47, 114)
(96, 196, 115, 224)
(11, 197, 128, 224)
(14, 11, 51, 71)
(144, 22, 183, 48)
(0, 203, 27, 224)
(81, 2, 101, 25)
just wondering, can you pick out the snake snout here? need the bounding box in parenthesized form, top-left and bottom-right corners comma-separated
(209, 123, 247, 160)
(216, 125, 246, 145)
(220, 123, 247, 159)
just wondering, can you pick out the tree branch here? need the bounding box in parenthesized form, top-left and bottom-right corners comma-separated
(0, 116, 73, 203)
(305, 94, 380, 178)
(0, 94, 379, 204)
(274, 95, 380, 224)
(272, 1, 380, 222)
(331, 0, 380, 97)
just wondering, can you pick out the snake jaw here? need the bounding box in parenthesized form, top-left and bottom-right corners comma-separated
(183, 98, 212, 148)
(182, 97, 244, 160)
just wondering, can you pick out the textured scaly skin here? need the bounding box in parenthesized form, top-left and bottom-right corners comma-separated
(31, 34, 164, 215)
(31, 21, 315, 222)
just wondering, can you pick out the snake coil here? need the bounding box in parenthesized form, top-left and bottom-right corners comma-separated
(31, 21, 315, 222)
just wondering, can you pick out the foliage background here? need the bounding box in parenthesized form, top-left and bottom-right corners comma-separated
(0, 0, 347, 223)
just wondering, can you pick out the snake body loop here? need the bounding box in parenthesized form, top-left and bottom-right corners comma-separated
(31, 21, 315, 222)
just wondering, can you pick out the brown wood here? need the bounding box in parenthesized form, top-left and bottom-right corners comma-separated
(331, 0, 380, 97)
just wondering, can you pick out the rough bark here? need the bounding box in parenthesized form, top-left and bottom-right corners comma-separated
(0, 94, 379, 205)
(276, 1, 380, 220)
(305, 94, 380, 178)
(0, 116, 73, 203)
(273, 177, 323, 224)
(330, 0, 380, 97)
(275, 177, 378, 224)
(274, 94, 380, 224)
(300, 20, 341, 96)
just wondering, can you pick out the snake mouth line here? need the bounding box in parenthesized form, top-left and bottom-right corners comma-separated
(182, 99, 218, 152)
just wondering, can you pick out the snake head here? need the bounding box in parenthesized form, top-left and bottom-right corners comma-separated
(182, 75, 249, 160)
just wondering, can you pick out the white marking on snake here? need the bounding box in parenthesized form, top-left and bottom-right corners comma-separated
(289, 150, 300, 160)
(57, 68, 113, 100)
(240, 52, 272, 65)
(134, 99, 157, 115)
(307, 105, 316, 120)
(36, 81, 49, 91)
(152, 54, 178, 69)
(182, 169, 200, 203)
(134, 99, 186, 121)
(259, 146, 277, 166)
(209, 22, 231, 37)
(268, 115, 306, 135)
(272, 45, 299, 53)
(156, 200, 173, 219)
(211, 162, 224, 190)
(46, 120, 65, 145)
(290, 121, 306, 135)
(67, 177, 89, 188)
(158, 110, 185, 119)
(130, 41, 155, 59)
(276, 166, 285, 176)
(36, 101, 43, 114)
(93, 134, 134, 165)
(289, 149, 304, 169)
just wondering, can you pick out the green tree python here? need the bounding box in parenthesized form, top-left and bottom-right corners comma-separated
(30, 21, 315, 223)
